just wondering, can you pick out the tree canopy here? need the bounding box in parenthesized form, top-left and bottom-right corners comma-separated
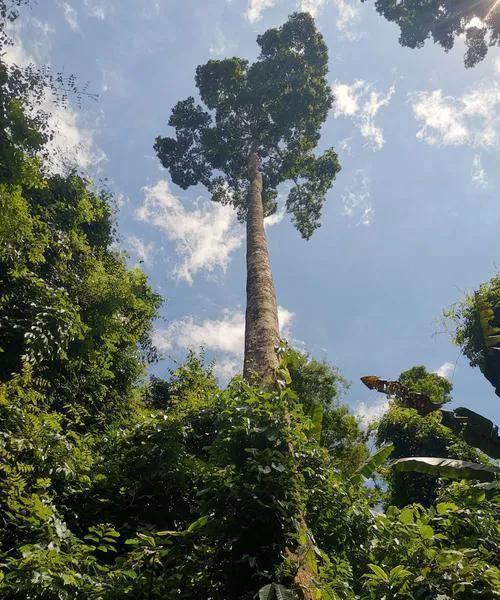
(363, 0, 500, 67)
(155, 12, 340, 239)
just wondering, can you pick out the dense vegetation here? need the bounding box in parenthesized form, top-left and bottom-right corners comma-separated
(0, 5, 499, 600)
(376, 367, 480, 507)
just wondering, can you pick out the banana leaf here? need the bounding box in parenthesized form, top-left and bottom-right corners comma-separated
(391, 457, 500, 483)
(350, 443, 393, 485)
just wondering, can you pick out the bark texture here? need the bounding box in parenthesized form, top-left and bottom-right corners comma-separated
(243, 153, 319, 598)
(243, 152, 280, 382)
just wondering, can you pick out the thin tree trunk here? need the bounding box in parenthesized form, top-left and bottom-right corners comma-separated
(243, 151, 280, 382)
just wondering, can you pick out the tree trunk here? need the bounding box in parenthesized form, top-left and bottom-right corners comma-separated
(243, 153, 320, 599)
(243, 151, 280, 382)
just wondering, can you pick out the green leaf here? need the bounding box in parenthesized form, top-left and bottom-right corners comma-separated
(367, 564, 389, 582)
(436, 502, 458, 515)
(275, 584, 295, 600)
(420, 525, 435, 540)
(391, 457, 500, 482)
(399, 508, 414, 525)
(389, 565, 411, 580)
(187, 515, 209, 533)
(350, 444, 393, 485)
(259, 584, 275, 600)
(61, 573, 77, 586)
(124, 538, 140, 546)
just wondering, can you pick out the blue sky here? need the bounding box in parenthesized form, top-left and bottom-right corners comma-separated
(9, 0, 500, 424)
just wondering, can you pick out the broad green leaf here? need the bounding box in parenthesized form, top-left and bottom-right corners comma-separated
(367, 563, 389, 582)
(259, 584, 275, 600)
(389, 565, 411, 580)
(420, 525, 434, 540)
(399, 508, 414, 525)
(436, 502, 458, 515)
(391, 457, 500, 482)
(187, 515, 209, 533)
(350, 444, 393, 485)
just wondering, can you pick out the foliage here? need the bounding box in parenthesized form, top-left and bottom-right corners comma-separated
(0, 33, 162, 426)
(363, 0, 500, 68)
(284, 349, 368, 472)
(444, 273, 500, 397)
(361, 484, 500, 599)
(398, 365, 452, 405)
(155, 12, 340, 239)
(349, 444, 393, 486)
(377, 366, 480, 506)
(145, 351, 219, 410)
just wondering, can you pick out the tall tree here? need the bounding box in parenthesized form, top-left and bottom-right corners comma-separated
(155, 12, 340, 382)
(363, 0, 500, 67)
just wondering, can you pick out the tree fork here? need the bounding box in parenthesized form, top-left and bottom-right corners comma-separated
(243, 151, 280, 382)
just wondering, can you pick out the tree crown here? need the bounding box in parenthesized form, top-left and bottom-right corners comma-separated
(364, 0, 500, 68)
(155, 12, 340, 239)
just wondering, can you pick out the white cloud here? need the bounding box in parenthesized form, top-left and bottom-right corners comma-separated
(244, 0, 360, 35)
(209, 27, 227, 56)
(434, 362, 455, 380)
(264, 206, 285, 227)
(298, 0, 326, 18)
(136, 180, 243, 284)
(3, 30, 105, 175)
(214, 356, 243, 382)
(155, 310, 245, 355)
(126, 236, 155, 266)
(135, 180, 284, 284)
(244, 0, 277, 23)
(45, 103, 106, 174)
(32, 19, 56, 37)
(471, 154, 488, 189)
(354, 396, 389, 429)
(61, 2, 78, 30)
(153, 306, 295, 383)
(341, 170, 373, 226)
(83, 0, 109, 19)
(332, 0, 361, 39)
(465, 16, 486, 30)
(412, 81, 500, 148)
(332, 80, 395, 150)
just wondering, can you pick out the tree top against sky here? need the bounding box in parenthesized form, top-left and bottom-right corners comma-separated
(365, 0, 500, 68)
(155, 12, 340, 240)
